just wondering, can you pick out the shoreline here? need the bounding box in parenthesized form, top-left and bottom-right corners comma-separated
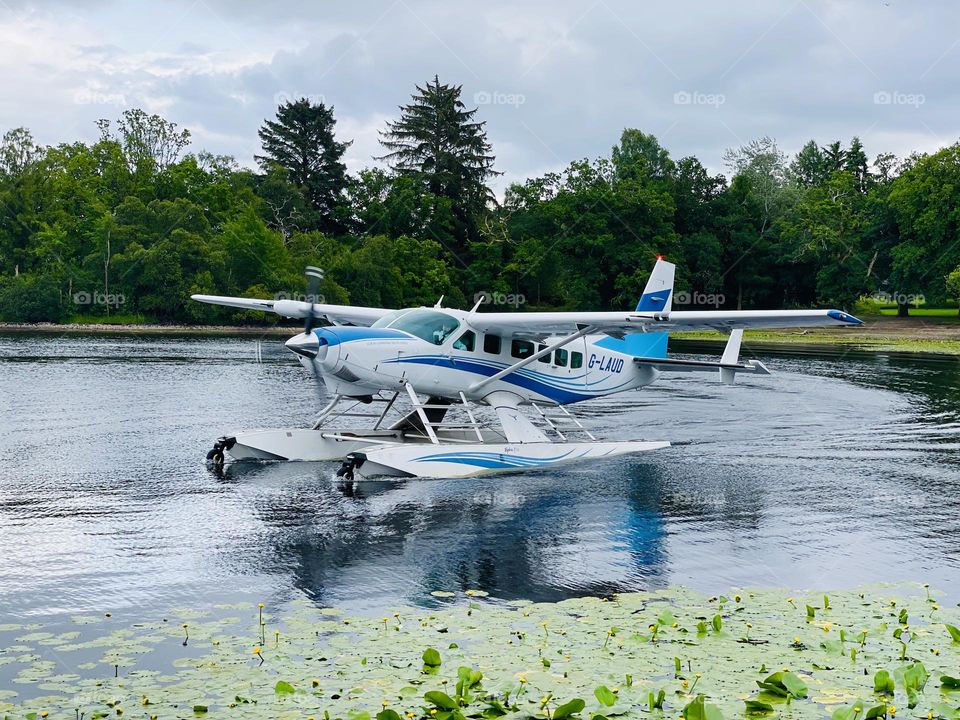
(4, 317, 960, 355)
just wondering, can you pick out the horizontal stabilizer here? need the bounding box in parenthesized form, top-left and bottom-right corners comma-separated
(633, 355, 771, 384)
(633, 356, 770, 373)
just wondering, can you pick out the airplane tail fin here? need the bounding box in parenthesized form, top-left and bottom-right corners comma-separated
(636, 258, 675, 313)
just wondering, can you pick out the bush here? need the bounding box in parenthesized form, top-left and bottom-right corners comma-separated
(0, 274, 69, 322)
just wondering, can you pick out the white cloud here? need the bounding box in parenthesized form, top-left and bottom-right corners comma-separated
(2, 0, 960, 182)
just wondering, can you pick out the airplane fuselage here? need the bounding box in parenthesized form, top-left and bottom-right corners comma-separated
(288, 306, 665, 406)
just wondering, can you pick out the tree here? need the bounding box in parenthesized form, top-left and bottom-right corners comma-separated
(886, 144, 960, 315)
(822, 141, 847, 173)
(778, 171, 873, 308)
(790, 140, 830, 188)
(0, 127, 43, 177)
(256, 98, 351, 234)
(722, 137, 797, 308)
(97, 109, 191, 173)
(378, 76, 499, 252)
(611, 129, 674, 182)
(844, 137, 871, 192)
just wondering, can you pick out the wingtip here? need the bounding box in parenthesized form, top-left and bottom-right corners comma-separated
(828, 309, 864, 325)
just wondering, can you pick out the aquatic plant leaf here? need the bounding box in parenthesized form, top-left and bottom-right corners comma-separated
(274, 680, 295, 695)
(946, 625, 960, 642)
(682, 693, 724, 720)
(553, 698, 586, 719)
(931, 702, 960, 720)
(424, 691, 458, 710)
(832, 699, 866, 720)
(874, 669, 895, 695)
(422, 648, 442, 667)
(781, 672, 808, 699)
(744, 700, 774, 714)
(594, 685, 616, 707)
(941, 676, 960, 689)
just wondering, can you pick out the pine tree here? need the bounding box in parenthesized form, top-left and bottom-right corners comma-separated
(378, 76, 499, 250)
(790, 140, 830, 188)
(844, 137, 871, 192)
(256, 98, 351, 234)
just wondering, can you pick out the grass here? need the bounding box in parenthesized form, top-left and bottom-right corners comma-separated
(876, 308, 960, 318)
(671, 330, 960, 355)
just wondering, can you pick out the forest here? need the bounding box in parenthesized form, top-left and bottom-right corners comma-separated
(1, 75, 959, 324)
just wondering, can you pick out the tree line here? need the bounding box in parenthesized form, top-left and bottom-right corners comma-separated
(1, 75, 959, 324)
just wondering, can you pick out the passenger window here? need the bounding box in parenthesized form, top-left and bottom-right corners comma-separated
(453, 330, 475, 352)
(537, 344, 550, 363)
(511, 339, 534, 359)
(554, 348, 568, 367)
(571, 351, 583, 369)
(483, 333, 501, 354)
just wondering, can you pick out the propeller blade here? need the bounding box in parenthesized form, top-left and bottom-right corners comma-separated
(304, 266, 324, 334)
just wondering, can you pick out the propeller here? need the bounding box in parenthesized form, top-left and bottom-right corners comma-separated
(303, 266, 324, 333)
(294, 266, 328, 412)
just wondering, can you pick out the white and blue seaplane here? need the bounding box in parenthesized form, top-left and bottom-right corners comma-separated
(193, 259, 861, 478)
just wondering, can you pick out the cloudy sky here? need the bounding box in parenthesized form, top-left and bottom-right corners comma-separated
(1, 0, 957, 192)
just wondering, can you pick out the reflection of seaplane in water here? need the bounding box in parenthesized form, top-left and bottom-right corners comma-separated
(193, 259, 861, 479)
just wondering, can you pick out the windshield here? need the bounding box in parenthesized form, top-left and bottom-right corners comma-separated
(387, 308, 460, 345)
(371, 309, 413, 328)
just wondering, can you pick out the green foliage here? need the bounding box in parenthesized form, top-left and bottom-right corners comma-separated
(594, 685, 617, 707)
(421, 647, 442, 668)
(682, 694, 724, 720)
(874, 669, 895, 695)
(378, 75, 498, 252)
(756, 670, 807, 699)
(4, 100, 960, 327)
(553, 698, 586, 719)
(256, 98, 351, 234)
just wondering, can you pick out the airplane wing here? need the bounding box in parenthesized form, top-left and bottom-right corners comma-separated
(190, 295, 389, 326)
(468, 259, 860, 336)
(467, 308, 862, 337)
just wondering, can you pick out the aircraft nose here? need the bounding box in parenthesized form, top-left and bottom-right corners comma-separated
(285, 331, 323, 359)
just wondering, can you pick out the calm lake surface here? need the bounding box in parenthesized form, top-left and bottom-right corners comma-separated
(1, 332, 959, 622)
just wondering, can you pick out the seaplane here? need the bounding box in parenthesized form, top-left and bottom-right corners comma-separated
(192, 258, 862, 479)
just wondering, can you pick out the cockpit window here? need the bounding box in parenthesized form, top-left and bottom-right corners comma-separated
(371, 309, 413, 328)
(385, 308, 461, 345)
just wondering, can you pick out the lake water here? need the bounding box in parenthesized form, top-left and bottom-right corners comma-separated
(1, 332, 959, 625)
